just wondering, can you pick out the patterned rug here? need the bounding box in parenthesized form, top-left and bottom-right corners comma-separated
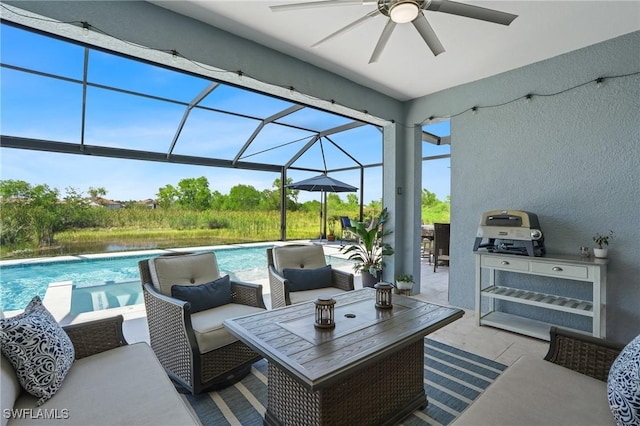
(185, 338, 507, 426)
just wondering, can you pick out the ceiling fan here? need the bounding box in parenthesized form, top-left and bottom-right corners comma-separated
(270, 0, 518, 63)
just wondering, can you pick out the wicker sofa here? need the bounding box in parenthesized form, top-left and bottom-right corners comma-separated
(452, 327, 626, 425)
(1, 315, 199, 426)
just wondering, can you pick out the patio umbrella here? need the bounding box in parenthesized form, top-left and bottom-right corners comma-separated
(286, 174, 357, 239)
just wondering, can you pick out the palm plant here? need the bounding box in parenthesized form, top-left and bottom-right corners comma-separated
(340, 208, 394, 275)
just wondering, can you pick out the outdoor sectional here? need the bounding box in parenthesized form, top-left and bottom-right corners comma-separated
(453, 327, 639, 425)
(1, 315, 199, 426)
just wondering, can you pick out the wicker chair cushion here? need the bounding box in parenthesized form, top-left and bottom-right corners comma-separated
(283, 265, 332, 292)
(607, 333, 640, 426)
(289, 287, 350, 305)
(0, 296, 75, 406)
(171, 275, 232, 313)
(148, 252, 221, 296)
(190, 304, 265, 354)
(272, 245, 326, 274)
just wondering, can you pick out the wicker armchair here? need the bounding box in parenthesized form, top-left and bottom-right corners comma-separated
(138, 252, 266, 394)
(267, 244, 354, 309)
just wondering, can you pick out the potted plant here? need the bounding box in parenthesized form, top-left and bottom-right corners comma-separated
(593, 230, 614, 258)
(327, 218, 337, 241)
(394, 274, 414, 291)
(340, 208, 394, 287)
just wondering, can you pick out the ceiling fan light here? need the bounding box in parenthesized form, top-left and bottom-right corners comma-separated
(390, 1, 420, 24)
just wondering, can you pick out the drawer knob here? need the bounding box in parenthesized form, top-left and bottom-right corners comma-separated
(552, 267, 563, 271)
(501, 261, 510, 265)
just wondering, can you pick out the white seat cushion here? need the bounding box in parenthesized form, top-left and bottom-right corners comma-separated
(148, 252, 220, 296)
(288, 288, 349, 305)
(452, 355, 612, 426)
(1, 355, 21, 426)
(191, 304, 265, 354)
(272, 245, 326, 274)
(12, 343, 199, 425)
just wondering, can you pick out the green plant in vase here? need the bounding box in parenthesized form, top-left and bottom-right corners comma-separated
(394, 274, 414, 290)
(340, 208, 394, 287)
(592, 230, 614, 258)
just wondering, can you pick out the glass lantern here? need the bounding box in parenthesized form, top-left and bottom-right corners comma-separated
(374, 282, 393, 309)
(314, 297, 336, 329)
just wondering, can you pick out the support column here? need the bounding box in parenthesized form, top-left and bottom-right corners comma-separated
(382, 122, 422, 292)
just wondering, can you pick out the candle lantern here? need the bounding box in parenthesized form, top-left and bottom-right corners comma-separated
(314, 297, 336, 329)
(374, 282, 393, 309)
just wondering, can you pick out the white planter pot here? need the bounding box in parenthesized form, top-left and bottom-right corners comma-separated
(396, 280, 414, 290)
(593, 248, 608, 258)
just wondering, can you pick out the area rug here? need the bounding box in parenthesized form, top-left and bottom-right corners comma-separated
(185, 338, 507, 426)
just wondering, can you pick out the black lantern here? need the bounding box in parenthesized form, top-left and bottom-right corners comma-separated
(314, 297, 336, 329)
(374, 282, 393, 309)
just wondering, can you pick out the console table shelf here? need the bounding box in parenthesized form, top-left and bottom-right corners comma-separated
(475, 252, 607, 341)
(481, 286, 594, 316)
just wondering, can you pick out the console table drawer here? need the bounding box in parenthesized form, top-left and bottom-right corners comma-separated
(531, 263, 588, 279)
(481, 256, 529, 272)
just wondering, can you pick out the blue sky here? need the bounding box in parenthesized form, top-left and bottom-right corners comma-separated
(0, 22, 450, 204)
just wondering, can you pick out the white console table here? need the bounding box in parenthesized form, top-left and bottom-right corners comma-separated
(475, 252, 607, 340)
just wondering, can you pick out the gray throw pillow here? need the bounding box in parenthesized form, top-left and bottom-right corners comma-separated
(171, 275, 232, 313)
(607, 333, 640, 426)
(283, 265, 332, 292)
(0, 296, 75, 406)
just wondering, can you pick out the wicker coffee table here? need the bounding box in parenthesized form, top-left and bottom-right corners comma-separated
(224, 288, 463, 426)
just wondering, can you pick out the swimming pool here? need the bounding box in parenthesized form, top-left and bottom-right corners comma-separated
(0, 245, 354, 313)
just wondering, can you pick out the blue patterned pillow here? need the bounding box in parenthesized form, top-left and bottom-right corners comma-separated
(608, 333, 640, 426)
(0, 296, 75, 406)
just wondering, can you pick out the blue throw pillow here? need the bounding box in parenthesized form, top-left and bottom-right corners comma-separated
(608, 333, 640, 426)
(171, 275, 232, 313)
(282, 265, 332, 292)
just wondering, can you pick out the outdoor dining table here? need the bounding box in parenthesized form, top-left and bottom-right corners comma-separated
(224, 288, 464, 425)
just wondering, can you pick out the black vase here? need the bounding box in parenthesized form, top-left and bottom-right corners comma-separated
(361, 270, 381, 288)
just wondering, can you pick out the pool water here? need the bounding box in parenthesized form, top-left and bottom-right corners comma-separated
(70, 280, 144, 314)
(0, 245, 354, 313)
(0, 245, 275, 312)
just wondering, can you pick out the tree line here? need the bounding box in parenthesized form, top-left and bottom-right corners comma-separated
(0, 177, 448, 250)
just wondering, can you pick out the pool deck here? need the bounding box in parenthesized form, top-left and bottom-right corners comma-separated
(1, 240, 356, 326)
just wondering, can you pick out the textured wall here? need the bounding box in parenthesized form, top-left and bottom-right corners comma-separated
(408, 31, 640, 343)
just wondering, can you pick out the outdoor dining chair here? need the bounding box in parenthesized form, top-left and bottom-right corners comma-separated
(433, 223, 451, 272)
(340, 216, 357, 242)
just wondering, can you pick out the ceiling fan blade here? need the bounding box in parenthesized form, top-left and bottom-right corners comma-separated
(369, 19, 397, 64)
(312, 9, 380, 47)
(425, 0, 518, 25)
(412, 13, 445, 56)
(271, 1, 375, 13)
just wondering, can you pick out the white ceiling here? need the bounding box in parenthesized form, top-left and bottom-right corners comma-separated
(152, 1, 640, 101)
